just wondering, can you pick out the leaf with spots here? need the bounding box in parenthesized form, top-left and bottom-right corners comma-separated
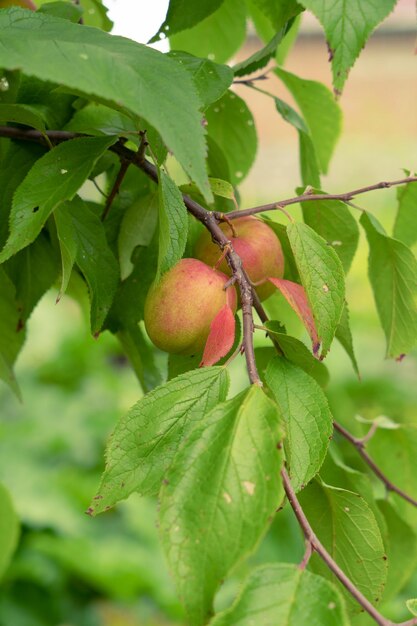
(200, 304, 236, 366)
(298, 480, 387, 609)
(157, 171, 188, 278)
(298, 0, 398, 93)
(360, 212, 417, 359)
(268, 278, 320, 355)
(205, 90, 257, 185)
(266, 357, 333, 491)
(0, 136, 116, 263)
(90, 367, 229, 515)
(159, 386, 284, 625)
(210, 563, 349, 626)
(287, 222, 345, 357)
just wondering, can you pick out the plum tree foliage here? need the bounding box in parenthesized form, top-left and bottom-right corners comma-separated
(0, 0, 417, 625)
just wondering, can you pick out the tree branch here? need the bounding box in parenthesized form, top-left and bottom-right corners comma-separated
(226, 177, 417, 220)
(282, 467, 417, 626)
(333, 422, 417, 508)
(101, 159, 129, 221)
(0, 125, 261, 385)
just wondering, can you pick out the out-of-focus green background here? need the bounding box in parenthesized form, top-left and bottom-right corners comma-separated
(1, 13, 416, 626)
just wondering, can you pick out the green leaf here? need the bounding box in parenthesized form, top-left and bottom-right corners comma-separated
(298, 190, 359, 274)
(169, 0, 247, 65)
(251, 0, 304, 30)
(360, 212, 417, 359)
(264, 322, 329, 386)
(287, 222, 345, 356)
(90, 367, 229, 515)
(275, 68, 342, 174)
(38, 1, 83, 22)
(298, 481, 387, 608)
(160, 385, 283, 625)
(335, 303, 359, 377)
(157, 171, 188, 277)
(150, 0, 225, 42)
(0, 482, 19, 580)
(0, 102, 47, 133)
(54, 196, 119, 333)
(261, 218, 299, 281)
(168, 51, 233, 110)
(266, 357, 333, 491)
(4, 233, 59, 324)
(64, 102, 138, 137)
(210, 563, 348, 626)
(378, 501, 417, 602)
(233, 29, 286, 77)
(407, 599, 417, 617)
(0, 8, 211, 201)
(0, 141, 45, 250)
(80, 0, 112, 31)
(205, 90, 257, 185)
(117, 191, 158, 280)
(393, 180, 417, 247)
(0, 135, 116, 262)
(116, 324, 163, 393)
(0, 268, 24, 397)
(298, 0, 397, 93)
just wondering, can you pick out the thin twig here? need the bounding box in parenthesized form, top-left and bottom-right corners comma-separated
(334, 422, 417, 508)
(298, 540, 313, 570)
(282, 467, 417, 626)
(101, 160, 129, 221)
(226, 176, 417, 220)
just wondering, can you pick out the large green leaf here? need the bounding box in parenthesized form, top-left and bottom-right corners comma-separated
(0, 8, 211, 201)
(0, 482, 19, 580)
(90, 367, 229, 515)
(233, 29, 286, 77)
(298, 0, 397, 93)
(157, 171, 188, 277)
(393, 180, 417, 247)
(251, 0, 304, 30)
(275, 68, 342, 174)
(205, 90, 257, 185)
(287, 222, 345, 356)
(266, 357, 333, 491)
(0, 102, 47, 133)
(150, 0, 225, 42)
(0, 135, 116, 262)
(210, 563, 348, 626)
(159, 386, 284, 625)
(263, 322, 329, 387)
(360, 212, 417, 359)
(169, 0, 247, 65)
(298, 190, 359, 274)
(0, 268, 25, 397)
(298, 481, 387, 608)
(54, 196, 119, 333)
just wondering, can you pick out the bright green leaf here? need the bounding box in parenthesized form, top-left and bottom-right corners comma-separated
(55, 196, 119, 333)
(275, 68, 342, 174)
(150, 0, 225, 42)
(210, 563, 348, 626)
(160, 386, 283, 625)
(233, 29, 286, 77)
(205, 90, 257, 185)
(406, 599, 417, 617)
(298, 481, 387, 608)
(266, 357, 333, 491)
(251, 0, 304, 30)
(360, 212, 417, 359)
(169, 0, 247, 65)
(0, 103, 47, 133)
(118, 192, 158, 280)
(0, 268, 24, 397)
(298, 0, 397, 93)
(38, 1, 83, 22)
(79, 0, 112, 31)
(0, 482, 19, 580)
(0, 135, 116, 262)
(0, 8, 211, 201)
(335, 303, 359, 377)
(157, 171, 188, 277)
(116, 324, 163, 393)
(287, 222, 345, 356)
(90, 367, 229, 515)
(393, 180, 417, 247)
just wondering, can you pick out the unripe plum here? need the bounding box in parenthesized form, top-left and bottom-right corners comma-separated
(195, 216, 284, 301)
(0, 0, 36, 9)
(144, 258, 237, 356)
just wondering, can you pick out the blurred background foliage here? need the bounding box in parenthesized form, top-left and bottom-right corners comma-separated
(1, 5, 417, 625)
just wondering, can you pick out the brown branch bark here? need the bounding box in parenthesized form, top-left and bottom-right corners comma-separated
(101, 159, 129, 221)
